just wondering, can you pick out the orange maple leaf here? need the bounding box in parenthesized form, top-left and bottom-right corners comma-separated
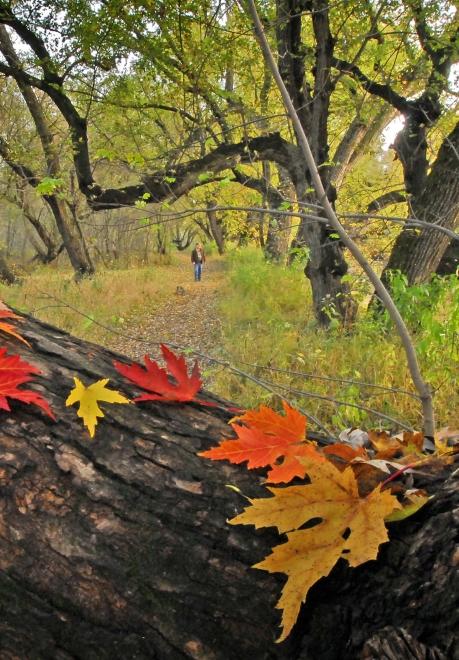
(0, 309, 30, 346)
(200, 402, 319, 482)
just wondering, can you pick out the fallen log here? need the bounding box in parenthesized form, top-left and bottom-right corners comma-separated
(0, 313, 457, 659)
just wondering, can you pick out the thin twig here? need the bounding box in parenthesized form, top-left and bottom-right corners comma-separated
(253, 376, 414, 431)
(233, 360, 420, 399)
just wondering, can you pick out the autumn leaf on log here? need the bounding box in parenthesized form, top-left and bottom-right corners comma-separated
(114, 344, 208, 404)
(0, 309, 30, 345)
(0, 347, 54, 418)
(66, 377, 130, 437)
(229, 456, 400, 641)
(368, 430, 425, 459)
(200, 402, 319, 483)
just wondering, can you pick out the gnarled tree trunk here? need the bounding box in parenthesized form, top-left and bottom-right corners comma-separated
(0, 313, 457, 659)
(380, 122, 459, 287)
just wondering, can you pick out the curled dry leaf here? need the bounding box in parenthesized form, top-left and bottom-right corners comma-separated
(368, 430, 425, 459)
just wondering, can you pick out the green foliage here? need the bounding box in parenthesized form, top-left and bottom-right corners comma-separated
(213, 250, 459, 430)
(377, 272, 459, 373)
(35, 177, 64, 196)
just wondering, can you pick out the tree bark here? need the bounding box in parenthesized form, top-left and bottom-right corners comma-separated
(0, 313, 457, 659)
(380, 121, 459, 287)
(206, 200, 226, 254)
(275, 0, 356, 326)
(265, 166, 293, 264)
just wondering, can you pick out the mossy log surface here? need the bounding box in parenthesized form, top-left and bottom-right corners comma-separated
(0, 313, 457, 659)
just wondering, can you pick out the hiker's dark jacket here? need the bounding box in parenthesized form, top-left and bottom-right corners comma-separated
(191, 248, 205, 264)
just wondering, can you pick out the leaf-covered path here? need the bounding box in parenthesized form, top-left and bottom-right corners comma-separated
(108, 256, 224, 362)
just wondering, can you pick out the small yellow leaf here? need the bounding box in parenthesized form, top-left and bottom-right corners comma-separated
(66, 377, 130, 437)
(229, 458, 400, 642)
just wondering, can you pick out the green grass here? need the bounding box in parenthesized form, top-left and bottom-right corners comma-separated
(212, 248, 459, 433)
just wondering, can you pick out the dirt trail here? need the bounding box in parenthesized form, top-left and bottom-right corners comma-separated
(109, 257, 224, 361)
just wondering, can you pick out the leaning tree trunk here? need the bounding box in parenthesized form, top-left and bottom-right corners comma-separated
(0, 313, 457, 659)
(380, 122, 459, 288)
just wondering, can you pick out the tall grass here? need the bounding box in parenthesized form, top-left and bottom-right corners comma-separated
(0, 258, 186, 346)
(213, 248, 459, 432)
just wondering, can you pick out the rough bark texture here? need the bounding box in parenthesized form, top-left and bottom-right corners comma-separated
(380, 122, 459, 287)
(275, 0, 356, 326)
(0, 314, 457, 659)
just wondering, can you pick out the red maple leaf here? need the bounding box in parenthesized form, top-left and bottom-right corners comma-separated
(0, 348, 54, 418)
(200, 402, 321, 483)
(114, 344, 210, 404)
(0, 309, 30, 345)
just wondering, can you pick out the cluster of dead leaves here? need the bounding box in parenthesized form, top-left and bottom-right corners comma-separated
(200, 402, 457, 641)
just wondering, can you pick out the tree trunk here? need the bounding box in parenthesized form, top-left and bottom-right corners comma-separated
(380, 122, 459, 287)
(0, 313, 457, 659)
(45, 196, 95, 278)
(265, 167, 293, 264)
(436, 240, 459, 276)
(206, 200, 226, 255)
(0, 250, 17, 284)
(275, 0, 356, 326)
(0, 25, 95, 280)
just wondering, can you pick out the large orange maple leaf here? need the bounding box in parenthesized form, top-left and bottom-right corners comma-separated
(200, 402, 318, 482)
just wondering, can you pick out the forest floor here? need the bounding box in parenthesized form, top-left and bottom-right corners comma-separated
(108, 255, 225, 362)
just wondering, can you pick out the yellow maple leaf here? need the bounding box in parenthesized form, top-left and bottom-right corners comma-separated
(229, 458, 400, 642)
(66, 378, 130, 437)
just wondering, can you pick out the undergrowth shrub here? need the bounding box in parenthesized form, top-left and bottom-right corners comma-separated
(213, 249, 459, 431)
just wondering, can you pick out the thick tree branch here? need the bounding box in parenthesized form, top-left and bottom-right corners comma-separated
(331, 57, 409, 113)
(0, 2, 61, 84)
(368, 190, 407, 212)
(83, 133, 301, 210)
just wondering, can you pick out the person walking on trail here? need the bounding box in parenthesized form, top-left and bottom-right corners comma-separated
(191, 243, 206, 281)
